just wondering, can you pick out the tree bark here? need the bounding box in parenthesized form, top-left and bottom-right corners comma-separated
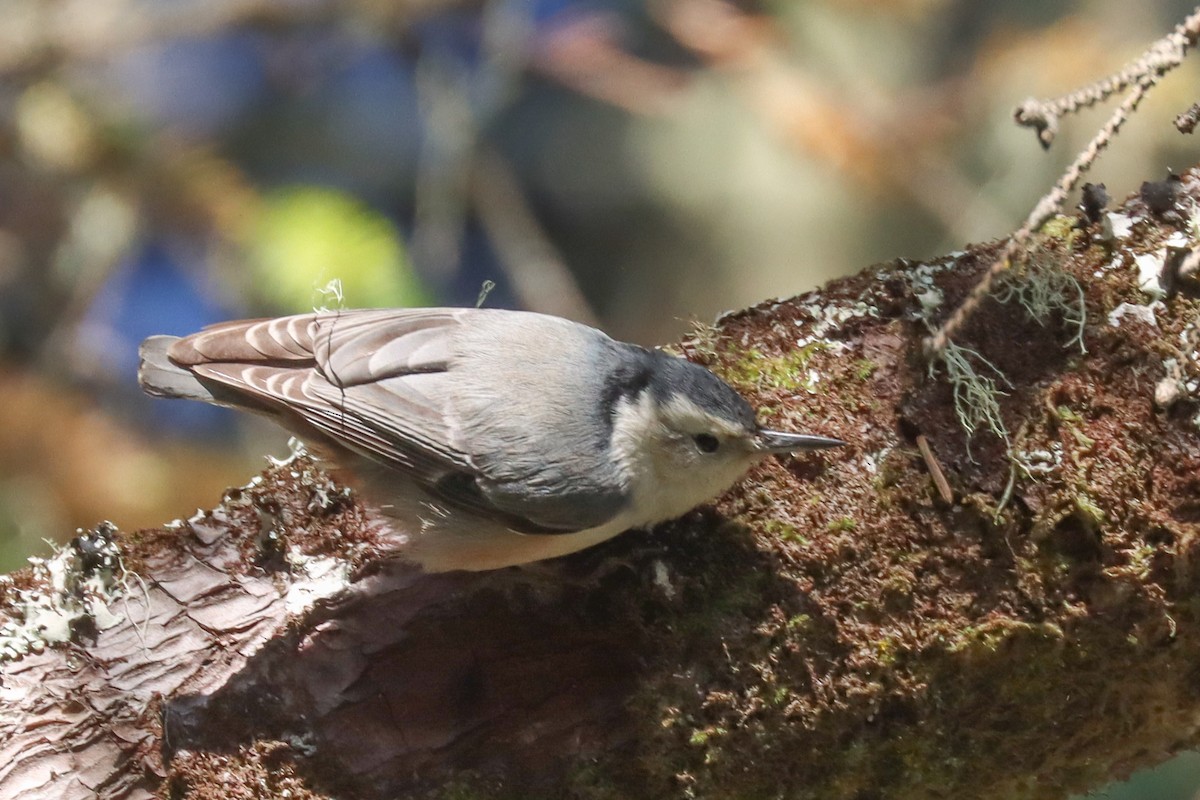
(3, 172, 1200, 800)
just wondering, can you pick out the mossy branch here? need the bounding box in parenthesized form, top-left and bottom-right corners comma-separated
(3, 168, 1200, 799)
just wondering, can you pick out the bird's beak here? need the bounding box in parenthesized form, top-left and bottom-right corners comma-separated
(755, 428, 845, 454)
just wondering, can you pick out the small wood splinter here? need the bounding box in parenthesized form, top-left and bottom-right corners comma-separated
(916, 434, 954, 504)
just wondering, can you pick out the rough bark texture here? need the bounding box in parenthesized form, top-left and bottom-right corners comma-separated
(3, 171, 1200, 799)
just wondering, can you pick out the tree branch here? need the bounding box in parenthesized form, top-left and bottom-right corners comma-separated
(3, 170, 1200, 799)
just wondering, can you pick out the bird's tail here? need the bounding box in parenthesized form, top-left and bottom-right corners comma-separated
(138, 335, 217, 402)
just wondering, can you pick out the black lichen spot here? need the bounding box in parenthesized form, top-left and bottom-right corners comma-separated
(71, 521, 120, 575)
(1160, 245, 1200, 299)
(1140, 172, 1184, 221)
(1078, 183, 1109, 224)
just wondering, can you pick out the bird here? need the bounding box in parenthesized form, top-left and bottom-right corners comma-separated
(138, 308, 842, 572)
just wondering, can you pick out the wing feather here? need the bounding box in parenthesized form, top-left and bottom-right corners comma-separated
(173, 308, 608, 534)
(313, 309, 463, 385)
(170, 317, 312, 364)
(191, 363, 423, 469)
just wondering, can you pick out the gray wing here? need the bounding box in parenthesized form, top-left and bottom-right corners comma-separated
(167, 308, 620, 533)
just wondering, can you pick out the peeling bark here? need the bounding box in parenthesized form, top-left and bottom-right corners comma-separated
(3, 173, 1200, 800)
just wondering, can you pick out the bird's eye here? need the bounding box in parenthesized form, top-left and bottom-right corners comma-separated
(693, 433, 720, 453)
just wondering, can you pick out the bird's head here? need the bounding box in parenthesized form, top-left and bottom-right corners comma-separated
(609, 353, 843, 525)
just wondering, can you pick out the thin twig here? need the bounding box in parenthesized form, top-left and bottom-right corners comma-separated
(656, 0, 1010, 247)
(925, 74, 1158, 357)
(916, 434, 954, 504)
(927, 6, 1200, 358)
(1014, 6, 1200, 147)
(411, 53, 474, 283)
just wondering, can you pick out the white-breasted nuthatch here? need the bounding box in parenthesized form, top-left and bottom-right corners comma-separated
(138, 308, 842, 571)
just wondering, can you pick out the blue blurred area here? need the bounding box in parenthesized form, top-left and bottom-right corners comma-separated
(237, 42, 424, 199)
(111, 32, 269, 139)
(411, 10, 487, 68)
(79, 241, 240, 438)
(318, 49, 422, 200)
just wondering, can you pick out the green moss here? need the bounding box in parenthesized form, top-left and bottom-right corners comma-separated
(1073, 495, 1106, 528)
(769, 686, 792, 707)
(719, 342, 828, 392)
(786, 613, 813, 632)
(562, 762, 629, 800)
(1054, 405, 1084, 424)
(1068, 427, 1096, 449)
(875, 637, 901, 665)
(949, 619, 1065, 655)
(420, 772, 505, 800)
(763, 519, 807, 544)
(882, 571, 915, 597)
(1040, 214, 1079, 241)
(827, 517, 857, 532)
(688, 726, 727, 747)
(1114, 544, 1156, 581)
(853, 359, 878, 380)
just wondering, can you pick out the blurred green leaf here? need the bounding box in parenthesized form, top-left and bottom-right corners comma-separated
(248, 186, 428, 311)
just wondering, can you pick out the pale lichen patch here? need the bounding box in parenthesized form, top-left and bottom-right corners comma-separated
(283, 550, 352, 615)
(1013, 444, 1064, 477)
(794, 300, 879, 350)
(0, 524, 126, 661)
(1133, 251, 1169, 299)
(1165, 230, 1190, 248)
(1155, 319, 1200, 413)
(1107, 211, 1134, 239)
(1108, 302, 1162, 328)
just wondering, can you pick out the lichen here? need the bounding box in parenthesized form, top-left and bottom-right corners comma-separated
(931, 339, 1011, 445)
(0, 522, 129, 661)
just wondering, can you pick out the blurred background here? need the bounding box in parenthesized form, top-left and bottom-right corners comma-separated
(6, 0, 1200, 564)
(1, 0, 1199, 795)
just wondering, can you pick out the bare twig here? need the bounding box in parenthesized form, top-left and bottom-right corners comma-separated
(1014, 7, 1200, 148)
(927, 7, 1200, 359)
(411, 52, 475, 283)
(412, 0, 536, 287)
(916, 434, 954, 504)
(529, 12, 690, 115)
